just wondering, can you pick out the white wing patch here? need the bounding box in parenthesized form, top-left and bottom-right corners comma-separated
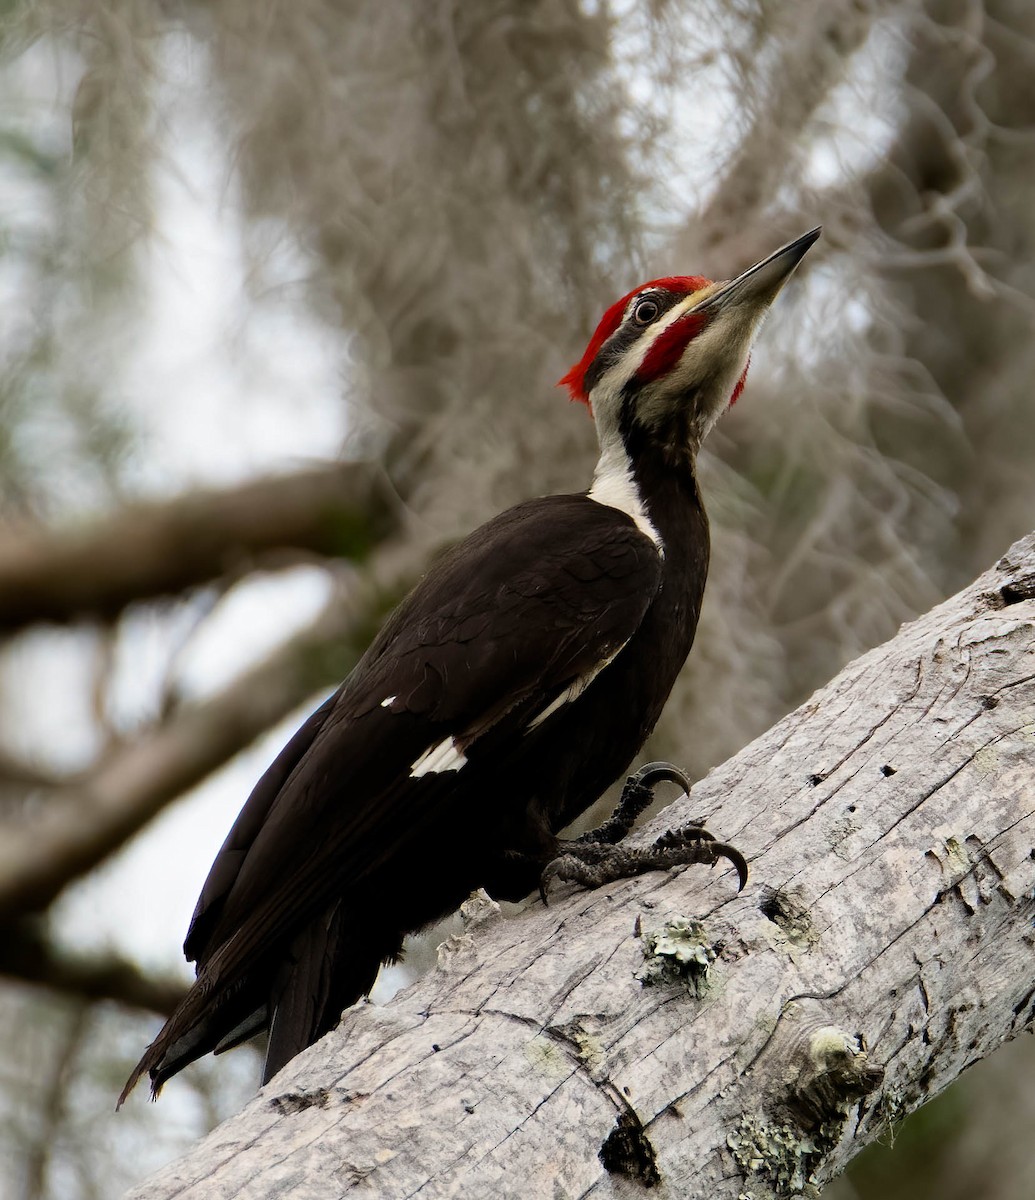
(528, 643, 628, 730)
(588, 439, 663, 551)
(380, 695, 397, 708)
(410, 737, 468, 778)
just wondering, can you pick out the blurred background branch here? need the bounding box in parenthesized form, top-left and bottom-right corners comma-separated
(0, 462, 398, 629)
(0, 552, 414, 918)
(0, 921, 185, 1016)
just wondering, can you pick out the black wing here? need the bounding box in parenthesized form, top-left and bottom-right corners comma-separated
(122, 493, 662, 1099)
(189, 494, 662, 965)
(183, 688, 342, 964)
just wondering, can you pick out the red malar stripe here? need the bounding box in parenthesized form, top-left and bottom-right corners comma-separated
(635, 310, 709, 384)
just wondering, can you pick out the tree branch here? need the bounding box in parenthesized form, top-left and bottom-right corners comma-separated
(0, 566, 411, 919)
(0, 462, 398, 631)
(0, 920, 187, 1016)
(125, 532, 1035, 1199)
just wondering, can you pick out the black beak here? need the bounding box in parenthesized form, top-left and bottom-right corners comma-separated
(696, 227, 821, 313)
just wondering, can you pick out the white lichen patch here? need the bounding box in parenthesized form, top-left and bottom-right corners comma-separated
(458, 889, 503, 930)
(943, 835, 971, 873)
(759, 887, 819, 952)
(789, 1026, 884, 1127)
(924, 833, 973, 884)
(808, 1027, 861, 1072)
(727, 1112, 835, 1197)
(827, 815, 860, 861)
(972, 744, 1001, 778)
(637, 916, 718, 996)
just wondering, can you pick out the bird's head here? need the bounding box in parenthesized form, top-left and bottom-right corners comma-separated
(560, 228, 820, 455)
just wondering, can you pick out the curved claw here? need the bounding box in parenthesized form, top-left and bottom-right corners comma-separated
(710, 841, 749, 892)
(539, 859, 562, 906)
(630, 761, 693, 798)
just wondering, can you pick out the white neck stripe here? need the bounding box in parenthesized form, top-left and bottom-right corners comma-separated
(588, 440, 663, 551)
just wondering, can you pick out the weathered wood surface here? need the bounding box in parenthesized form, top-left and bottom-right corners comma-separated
(126, 533, 1035, 1199)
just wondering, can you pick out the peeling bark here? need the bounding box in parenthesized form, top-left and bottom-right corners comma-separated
(125, 533, 1035, 1199)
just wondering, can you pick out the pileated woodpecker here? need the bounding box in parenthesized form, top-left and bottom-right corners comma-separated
(120, 227, 819, 1104)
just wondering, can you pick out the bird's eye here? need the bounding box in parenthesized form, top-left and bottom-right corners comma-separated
(632, 297, 660, 325)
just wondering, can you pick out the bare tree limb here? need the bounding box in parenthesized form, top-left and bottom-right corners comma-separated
(0, 565, 412, 919)
(0, 920, 187, 1016)
(0, 462, 399, 631)
(125, 532, 1035, 1199)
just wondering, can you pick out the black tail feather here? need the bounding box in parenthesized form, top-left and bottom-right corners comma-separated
(263, 903, 387, 1084)
(118, 904, 394, 1106)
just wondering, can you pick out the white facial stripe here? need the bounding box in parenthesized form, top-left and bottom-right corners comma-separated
(611, 291, 708, 382)
(588, 439, 663, 550)
(593, 287, 758, 444)
(587, 291, 709, 428)
(620, 292, 643, 323)
(410, 737, 468, 777)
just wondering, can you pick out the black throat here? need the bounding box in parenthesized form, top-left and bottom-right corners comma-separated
(619, 399, 708, 568)
(616, 402, 712, 718)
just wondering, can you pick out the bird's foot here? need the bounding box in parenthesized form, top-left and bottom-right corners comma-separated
(540, 825, 747, 903)
(540, 762, 748, 903)
(574, 761, 695, 846)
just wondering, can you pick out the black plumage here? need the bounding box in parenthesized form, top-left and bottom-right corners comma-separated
(121, 228, 818, 1103)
